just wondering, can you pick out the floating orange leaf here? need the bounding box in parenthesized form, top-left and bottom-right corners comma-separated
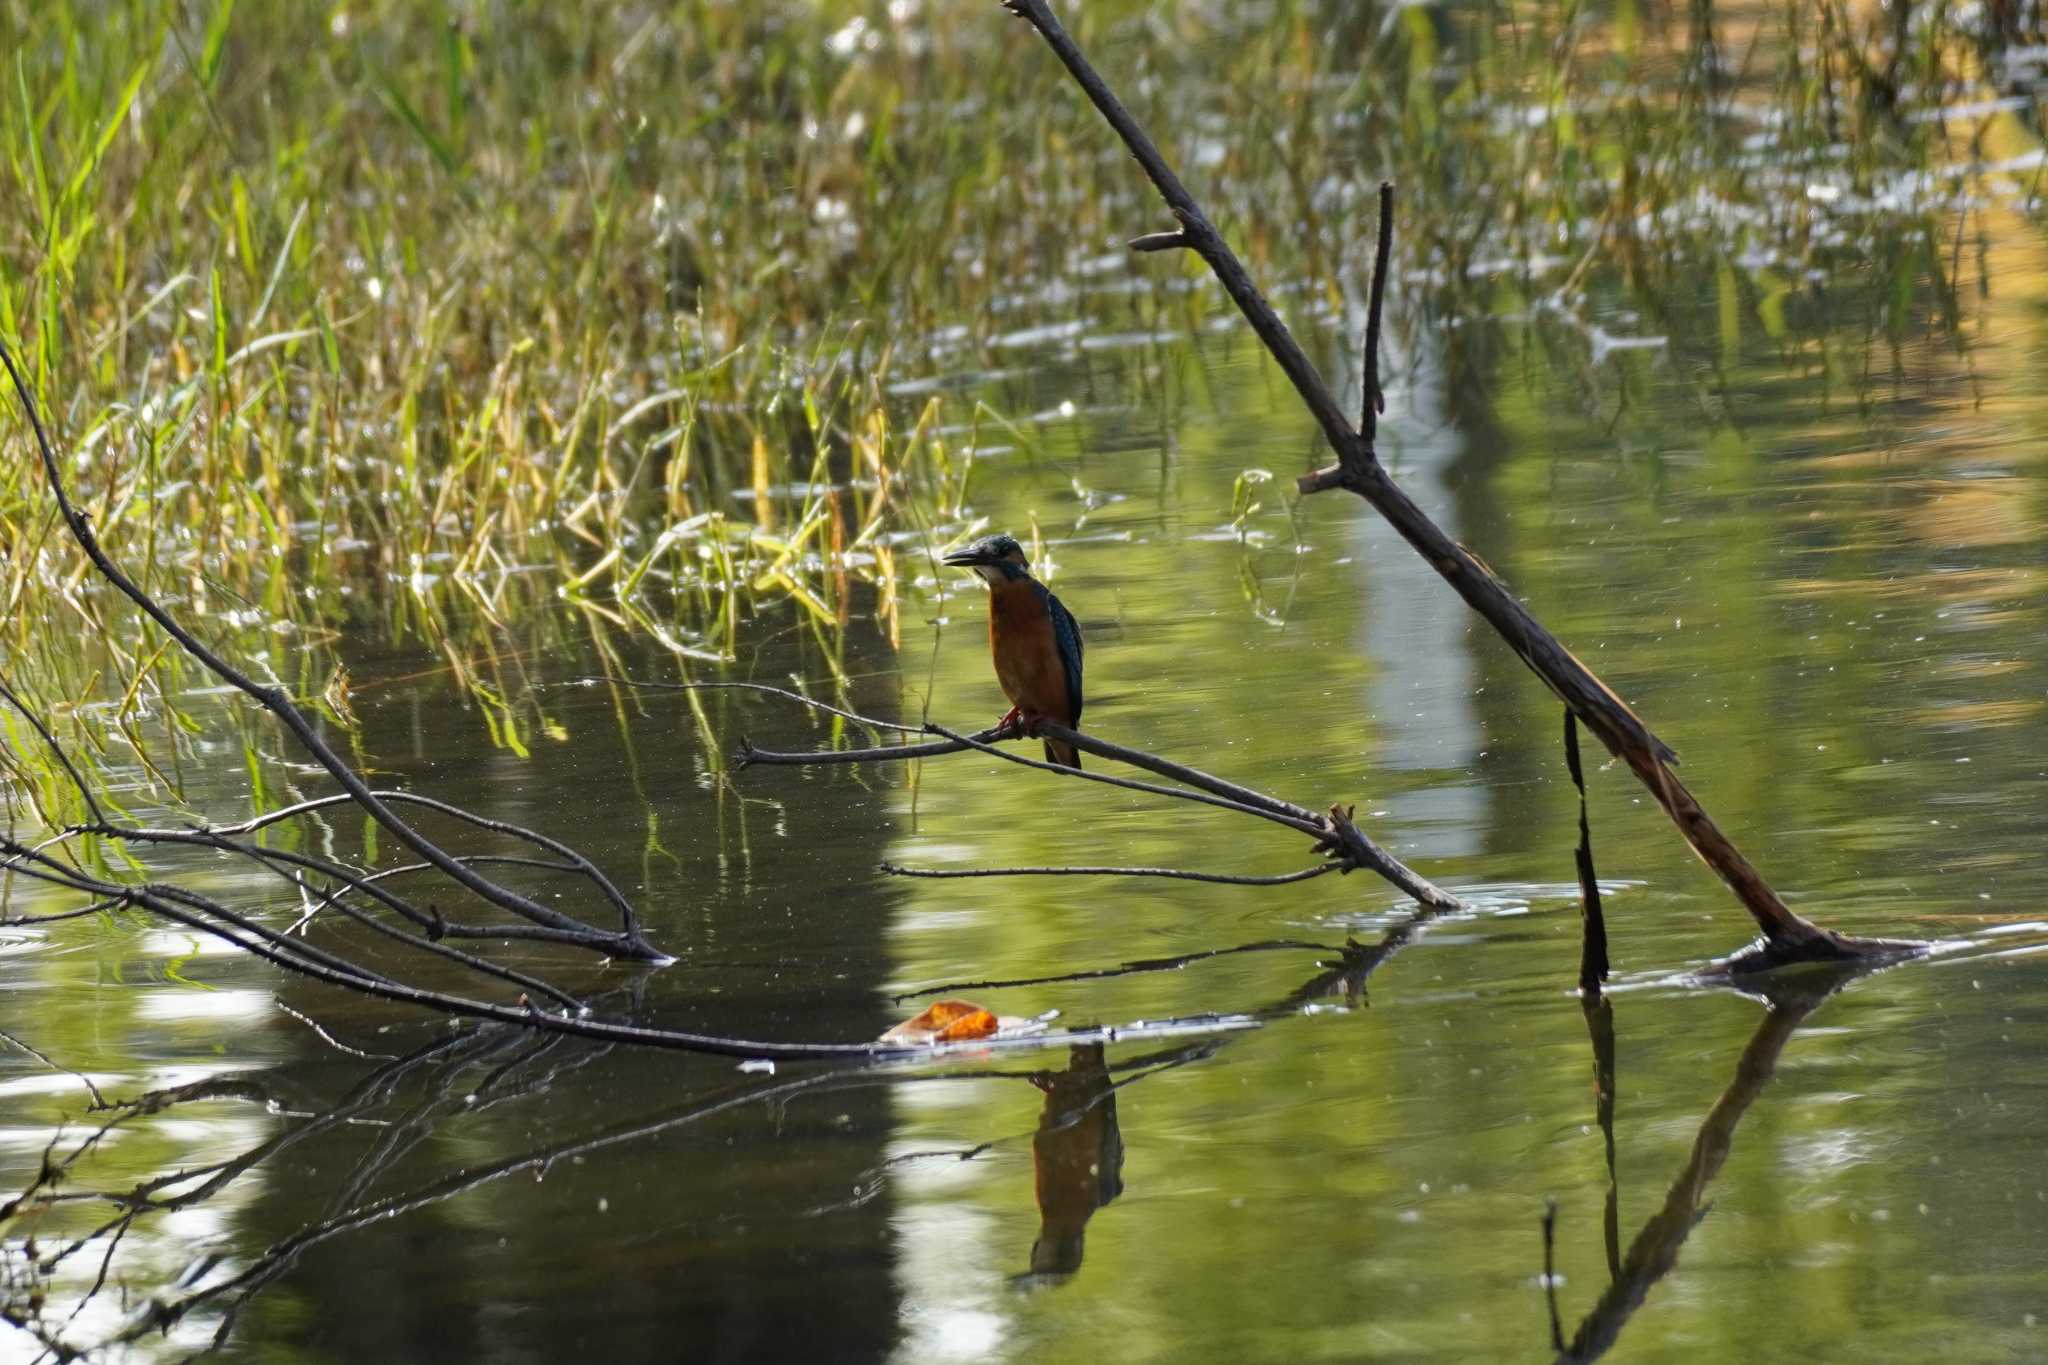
(880, 999, 1001, 1045)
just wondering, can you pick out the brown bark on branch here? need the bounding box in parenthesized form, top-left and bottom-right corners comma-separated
(698, 680, 1463, 912)
(997, 0, 1915, 960)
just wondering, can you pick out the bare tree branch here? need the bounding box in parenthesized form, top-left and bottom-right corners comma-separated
(0, 1026, 108, 1110)
(715, 681, 1463, 911)
(996, 0, 1915, 960)
(0, 831, 1259, 1064)
(0, 337, 664, 963)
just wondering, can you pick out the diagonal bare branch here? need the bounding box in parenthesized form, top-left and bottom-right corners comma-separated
(996, 0, 1916, 960)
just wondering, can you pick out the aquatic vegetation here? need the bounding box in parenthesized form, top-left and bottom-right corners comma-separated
(2, 1, 2027, 666)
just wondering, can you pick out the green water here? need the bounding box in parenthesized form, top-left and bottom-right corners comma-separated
(8, 3, 2048, 1362)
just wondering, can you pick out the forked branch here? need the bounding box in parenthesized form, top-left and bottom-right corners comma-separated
(701, 681, 1463, 912)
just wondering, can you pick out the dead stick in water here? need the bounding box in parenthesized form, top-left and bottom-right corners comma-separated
(998, 0, 1913, 960)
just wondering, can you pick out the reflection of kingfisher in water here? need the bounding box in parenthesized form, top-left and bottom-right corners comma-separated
(943, 533, 1085, 769)
(1025, 1043, 1125, 1279)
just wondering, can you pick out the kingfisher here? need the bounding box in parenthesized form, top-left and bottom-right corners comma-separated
(943, 533, 1085, 769)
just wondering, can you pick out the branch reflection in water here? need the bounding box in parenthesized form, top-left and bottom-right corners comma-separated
(0, 901, 1450, 1356)
(0, 1021, 1219, 1356)
(2, 909, 1908, 1360)
(1550, 957, 1899, 1363)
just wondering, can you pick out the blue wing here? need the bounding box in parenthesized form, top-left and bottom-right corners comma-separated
(1041, 586, 1085, 725)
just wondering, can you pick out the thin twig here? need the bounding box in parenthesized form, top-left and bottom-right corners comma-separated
(0, 673, 106, 827)
(739, 730, 996, 766)
(80, 823, 602, 947)
(63, 823, 588, 1010)
(0, 833, 1259, 1063)
(177, 788, 648, 935)
(585, 676, 912, 734)
(893, 937, 1337, 1002)
(731, 681, 1462, 909)
(0, 1026, 109, 1110)
(881, 861, 1340, 886)
(0, 894, 130, 926)
(748, 723, 1317, 833)
(930, 723, 1324, 831)
(275, 1003, 399, 1062)
(932, 723, 1462, 910)
(732, 689, 1320, 824)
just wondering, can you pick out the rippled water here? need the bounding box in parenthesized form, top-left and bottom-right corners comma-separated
(10, 298, 2048, 1357)
(11, 12, 2048, 1365)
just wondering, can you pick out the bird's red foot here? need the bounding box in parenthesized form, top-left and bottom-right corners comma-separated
(993, 705, 1023, 735)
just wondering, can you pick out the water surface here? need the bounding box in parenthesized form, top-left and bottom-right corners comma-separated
(7, 4, 2048, 1362)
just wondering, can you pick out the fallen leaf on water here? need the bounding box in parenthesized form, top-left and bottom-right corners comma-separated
(880, 999, 1001, 1045)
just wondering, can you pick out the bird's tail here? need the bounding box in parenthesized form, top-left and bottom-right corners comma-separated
(1043, 738, 1082, 771)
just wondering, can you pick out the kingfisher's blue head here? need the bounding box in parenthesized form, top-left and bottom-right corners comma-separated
(943, 533, 1032, 585)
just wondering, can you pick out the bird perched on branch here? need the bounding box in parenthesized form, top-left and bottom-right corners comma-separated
(943, 533, 1085, 769)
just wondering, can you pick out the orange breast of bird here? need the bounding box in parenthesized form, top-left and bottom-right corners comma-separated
(988, 579, 1074, 722)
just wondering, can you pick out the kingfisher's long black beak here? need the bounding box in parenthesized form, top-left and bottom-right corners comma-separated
(943, 547, 995, 567)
